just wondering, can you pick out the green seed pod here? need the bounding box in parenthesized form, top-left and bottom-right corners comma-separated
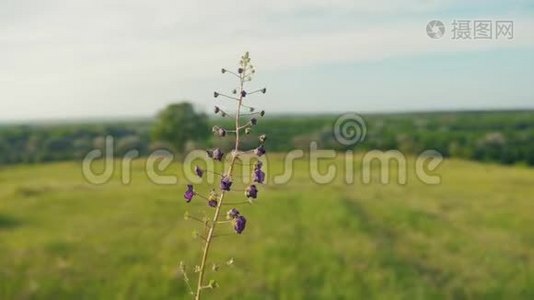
(208, 279, 219, 289)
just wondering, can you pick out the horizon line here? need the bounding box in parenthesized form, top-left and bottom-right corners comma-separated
(1, 107, 533, 126)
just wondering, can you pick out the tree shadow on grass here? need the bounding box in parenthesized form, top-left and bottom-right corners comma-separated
(0, 214, 21, 230)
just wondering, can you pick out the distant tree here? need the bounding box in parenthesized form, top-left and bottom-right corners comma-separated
(24, 135, 43, 163)
(42, 136, 73, 161)
(0, 138, 9, 164)
(151, 102, 210, 153)
(72, 137, 93, 159)
(116, 135, 144, 156)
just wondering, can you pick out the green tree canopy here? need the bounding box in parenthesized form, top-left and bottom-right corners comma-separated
(151, 102, 210, 153)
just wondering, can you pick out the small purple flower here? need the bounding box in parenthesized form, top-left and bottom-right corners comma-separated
(254, 145, 266, 157)
(260, 110, 265, 117)
(214, 106, 220, 114)
(184, 184, 195, 202)
(208, 200, 217, 207)
(194, 166, 203, 178)
(213, 127, 226, 137)
(241, 90, 247, 97)
(233, 215, 247, 234)
(250, 118, 257, 126)
(213, 148, 224, 161)
(261, 88, 267, 94)
(253, 168, 265, 184)
(207, 148, 224, 161)
(214, 91, 219, 98)
(245, 185, 258, 199)
(226, 208, 240, 219)
(238, 68, 244, 74)
(220, 176, 232, 191)
(212, 126, 226, 137)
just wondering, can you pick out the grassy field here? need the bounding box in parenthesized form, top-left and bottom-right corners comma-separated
(0, 154, 533, 299)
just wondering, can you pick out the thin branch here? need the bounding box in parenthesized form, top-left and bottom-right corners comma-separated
(221, 201, 250, 206)
(216, 93, 240, 101)
(240, 111, 263, 116)
(205, 170, 224, 177)
(247, 88, 266, 95)
(212, 233, 234, 238)
(222, 69, 240, 78)
(187, 215, 207, 224)
(179, 263, 195, 297)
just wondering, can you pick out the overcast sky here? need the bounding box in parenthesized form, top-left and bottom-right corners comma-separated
(1, 0, 534, 121)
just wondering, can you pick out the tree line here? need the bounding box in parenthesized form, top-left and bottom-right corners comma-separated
(1, 104, 533, 166)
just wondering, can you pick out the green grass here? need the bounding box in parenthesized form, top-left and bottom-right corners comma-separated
(0, 154, 533, 299)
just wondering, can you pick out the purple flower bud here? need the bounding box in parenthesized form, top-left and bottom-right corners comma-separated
(233, 215, 247, 234)
(213, 148, 224, 161)
(208, 200, 217, 207)
(214, 91, 219, 98)
(232, 89, 237, 94)
(253, 168, 265, 184)
(184, 184, 195, 202)
(238, 68, 244, 74)
(254, 144, 266, 157)
(194, 166, 203, 178)
(241, 90, 247, 97)
(260, 110, 265, 117)
(220, 176, 232, 191)
(261, 88, 267, 94)
(212, 126, 226, 137)
(245, 184, 258, 199)
(214, 106, 220, 114)
(221, 68, 226, 74)
(250, 118, 257, 126)
(226, 208, 240, 219)
(207, 148, 224, 161)
(254, 161, 263, 170)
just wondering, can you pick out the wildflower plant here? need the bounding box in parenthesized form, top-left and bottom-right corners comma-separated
(180, 52, 268, 299)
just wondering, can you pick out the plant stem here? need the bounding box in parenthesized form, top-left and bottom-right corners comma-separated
(194, 68, 244, 300)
